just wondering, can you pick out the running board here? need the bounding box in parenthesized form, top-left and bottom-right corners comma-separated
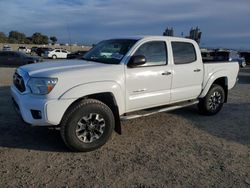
(120, 100, 199, 121)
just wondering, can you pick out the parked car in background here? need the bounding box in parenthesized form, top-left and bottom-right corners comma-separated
(43, 48, 70, 59)
(0, 51, 42, 66)
(229, 50, 246, 68)
(31, 47, 38, 55)
(18, 46, 31, 54)
(2, 45, 12, 51)
(201, 49, 246, 68)
(36, 47, 53, 56)
(67, 50, 87, 59)
(240, 51, 250, 65)
(238, 58, 247, 67)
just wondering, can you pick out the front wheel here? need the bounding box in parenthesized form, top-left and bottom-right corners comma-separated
(52, 55, 57, 59)
(60, 99, 115, 152)
(198, 84, 225, 115)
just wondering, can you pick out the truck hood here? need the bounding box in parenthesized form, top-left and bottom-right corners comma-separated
(20, 59, 110, 77)
(19, 59, 124, 99)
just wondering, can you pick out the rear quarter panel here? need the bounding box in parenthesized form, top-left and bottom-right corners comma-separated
(200, 62, 239, 98)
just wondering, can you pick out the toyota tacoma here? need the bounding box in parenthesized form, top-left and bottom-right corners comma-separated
(11, 36, 239, 151)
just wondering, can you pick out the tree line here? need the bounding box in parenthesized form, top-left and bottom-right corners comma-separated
(0, 31, 57, 45)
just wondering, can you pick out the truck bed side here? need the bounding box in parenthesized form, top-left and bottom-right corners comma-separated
(200, 61, 239, 98)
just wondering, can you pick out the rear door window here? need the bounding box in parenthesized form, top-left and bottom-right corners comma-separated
(172, 42, 196, 64)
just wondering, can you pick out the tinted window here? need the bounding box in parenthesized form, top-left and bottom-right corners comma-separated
(134, 41, 167, 66)
(55, 50, 60, 52)
(172, 42, 196, 64)
(62, 50, 67, 53)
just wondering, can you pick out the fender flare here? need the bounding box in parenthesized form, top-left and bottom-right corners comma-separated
(199, 70, 228, 98)
(59, 81, 125, 115)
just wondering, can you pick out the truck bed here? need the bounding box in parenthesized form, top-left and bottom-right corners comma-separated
(203, 61, 239, 90)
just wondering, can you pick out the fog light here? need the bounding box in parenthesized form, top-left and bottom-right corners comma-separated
(30, 110, 42, 119)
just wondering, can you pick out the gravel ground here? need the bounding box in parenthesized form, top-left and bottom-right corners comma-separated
(0, 65, 249, 187)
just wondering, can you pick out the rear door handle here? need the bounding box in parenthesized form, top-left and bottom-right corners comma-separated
(194, 69, 201, 72)
(162, 71, 172, 76)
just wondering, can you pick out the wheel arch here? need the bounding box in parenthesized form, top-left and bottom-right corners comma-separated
(200, 75, 228, 102)
(61, 92, 122, 134)
(213, 77, 228, 102)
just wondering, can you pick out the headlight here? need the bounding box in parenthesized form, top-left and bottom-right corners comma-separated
(27, 77, 58, 95)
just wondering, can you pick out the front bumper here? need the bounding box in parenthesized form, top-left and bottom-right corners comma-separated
(11, 85, 75, 126)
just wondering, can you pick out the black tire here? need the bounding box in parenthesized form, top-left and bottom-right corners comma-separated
(60, 99, 115, 152)
(52, 55, 57, 59)
(198, 84, 225, 115)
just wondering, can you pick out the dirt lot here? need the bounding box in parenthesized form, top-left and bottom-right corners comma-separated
(0, 65, 249, 187)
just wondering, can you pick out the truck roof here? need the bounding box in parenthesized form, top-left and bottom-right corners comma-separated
(108, 35, 196, 43)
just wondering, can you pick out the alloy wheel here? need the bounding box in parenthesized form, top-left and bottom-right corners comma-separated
(75, 113, 106, 143)
(208, 91, 222, 110)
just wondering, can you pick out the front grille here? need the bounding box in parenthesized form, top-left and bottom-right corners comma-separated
(13, 72, 26, 92)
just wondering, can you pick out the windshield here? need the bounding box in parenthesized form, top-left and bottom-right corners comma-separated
(82, 39, 138, 64)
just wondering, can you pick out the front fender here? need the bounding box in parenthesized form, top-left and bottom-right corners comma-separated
(199, 70, 228, 98)
(59, 81, 125, 115)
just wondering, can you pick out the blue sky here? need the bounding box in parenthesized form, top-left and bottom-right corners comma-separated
(0, 0, 249, 49)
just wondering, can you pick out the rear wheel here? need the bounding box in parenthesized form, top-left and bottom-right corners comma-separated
(60, 99, 115, 152)
(52, 55, 57, 59)
(198, 84, 225, 115)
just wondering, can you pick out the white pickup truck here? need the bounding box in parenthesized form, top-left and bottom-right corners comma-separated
(11, 36, 239, 152)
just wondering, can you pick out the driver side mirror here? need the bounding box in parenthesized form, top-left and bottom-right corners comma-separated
(127, 55, 146, 68)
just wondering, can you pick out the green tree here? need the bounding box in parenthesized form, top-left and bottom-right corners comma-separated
(8, 31, 26, 43)
(50, 36, 57, 44)
(0, 32, 8, 43)
(31, 32, 49, 44)
(41, 35, 49, 44)
(25, 37, 32, 44)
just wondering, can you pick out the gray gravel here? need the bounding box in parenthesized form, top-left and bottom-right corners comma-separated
(0, 65, 249, 187)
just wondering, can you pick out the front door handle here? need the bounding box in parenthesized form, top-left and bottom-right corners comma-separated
(194, 69, 201, 72)
(162, 71, 172, 76)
